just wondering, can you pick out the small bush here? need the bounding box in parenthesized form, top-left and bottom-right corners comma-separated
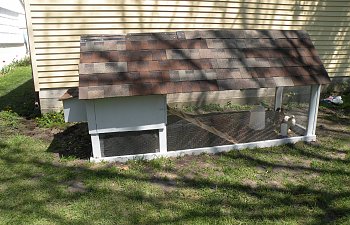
(36, 111, 66, 129)
(0, 56, 31, 75)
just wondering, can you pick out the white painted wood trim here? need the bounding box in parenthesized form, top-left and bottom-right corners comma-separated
(163, 95, 168, 125)
(88, 123, 167, 134)
(274, 87, 284, 111)
(90, 134, 102, 158)
(85, 101, 97, 133)
(306, 85, 321, 136)
(24, 0, 40, 92)
(90, 135, 316, 163)
(158, 127, 167, 153)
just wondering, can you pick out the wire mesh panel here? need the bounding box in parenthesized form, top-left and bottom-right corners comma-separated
(99, 130, 159, 157)
(167, 114, 231, 151)
(167, 111, 279, 151)
(282, 86, 310, 136)
(167, 106, 283, 151)
(166, 85, 311, 151)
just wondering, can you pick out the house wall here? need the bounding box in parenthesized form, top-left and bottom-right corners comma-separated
(0, 1, 27, 69)
(24, 0, 350, 112)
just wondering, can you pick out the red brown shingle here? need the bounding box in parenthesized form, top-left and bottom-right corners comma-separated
(76, 29, 330, 100)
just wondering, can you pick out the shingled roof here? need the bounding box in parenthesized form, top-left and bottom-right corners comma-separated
(77, 29, 330, 100)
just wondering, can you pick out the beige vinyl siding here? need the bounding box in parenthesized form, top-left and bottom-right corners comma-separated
(25, 0, 350, 92)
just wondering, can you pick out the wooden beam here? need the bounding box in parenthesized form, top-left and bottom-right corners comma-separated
(159, 127, 168, 153)
(306, 84, 321, 136)
(274, 87, 284, 111)
(168, 107, 238, 144)
(91, 134, 102, 158)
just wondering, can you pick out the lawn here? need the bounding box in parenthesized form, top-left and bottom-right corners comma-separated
(0, 66, 350, 224)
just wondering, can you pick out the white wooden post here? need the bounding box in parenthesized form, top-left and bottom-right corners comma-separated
(306, 85, 321, 136)
(274, 87, 284, 110)
(159, 127, 167, 153)
(91, 134, 102, 158)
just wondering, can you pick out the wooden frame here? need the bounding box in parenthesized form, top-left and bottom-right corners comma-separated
(274, 87, 284, 110)
(90, 135, 316, 163)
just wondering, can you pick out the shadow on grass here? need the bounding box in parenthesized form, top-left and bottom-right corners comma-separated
(0, 79, 38, 118)
(47, 123, 92, 159)
(1, 140, 350, 224)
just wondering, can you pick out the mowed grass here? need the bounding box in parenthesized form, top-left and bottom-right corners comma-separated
(1, 67, 350, 224)
(0, 66, 36, 117)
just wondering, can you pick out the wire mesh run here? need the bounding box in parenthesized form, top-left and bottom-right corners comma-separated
(167, 88, 311, 151)
(97, 86, 311, 157)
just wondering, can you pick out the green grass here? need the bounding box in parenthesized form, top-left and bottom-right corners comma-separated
(1, 65, 350, 224)
(0, 110, 21, 128)
(0, 131, 350, 224)
(0, 65, 36, 117)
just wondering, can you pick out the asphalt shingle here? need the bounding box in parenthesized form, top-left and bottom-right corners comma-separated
(76, 30, 330, 100)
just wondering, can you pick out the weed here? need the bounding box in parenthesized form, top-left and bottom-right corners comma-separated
(36, 111, 66, 129)
(59, 155, 79, 162)
(0, 109, 20, 128)
(181, 102, 253, 113)
(148, 157, 174, 171)
(225, 101, 253, 111)
(283, 102, 309, 110)
(0, 56, 31, 75)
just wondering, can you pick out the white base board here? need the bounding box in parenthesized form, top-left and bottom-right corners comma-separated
(90, 135, 316, 163)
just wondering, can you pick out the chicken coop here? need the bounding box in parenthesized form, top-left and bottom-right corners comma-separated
(60, 29, 330, 162)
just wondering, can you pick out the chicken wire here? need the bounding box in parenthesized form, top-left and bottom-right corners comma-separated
(281, 86, 311, 130)
(99, 130, 159, 157)
(167, 110, 281, 151)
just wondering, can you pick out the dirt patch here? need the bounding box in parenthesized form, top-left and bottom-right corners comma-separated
(173, 154, 221, 170)
(241, 179, 258, 188)
(326, 151, 347, 160)
(156, 171, 179, 180)
(20, 118, 55, 142)
(280, 155, 312, 168)
(317, 109, 350, 138)
(151, 172, 178, 191)
(114, 164, 130, 171)
(66, 180, 88, 193)
(266, 180, 284, 189)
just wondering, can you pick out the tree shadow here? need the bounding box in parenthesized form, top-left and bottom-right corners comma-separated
(1, 139, 350, 224)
